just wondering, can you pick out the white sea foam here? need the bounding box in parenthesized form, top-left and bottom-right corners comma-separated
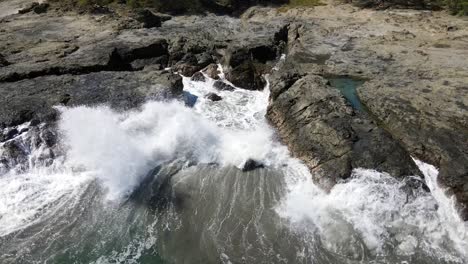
(0, 66, 466, 263)
(55, 75, 289, 199)
(277, 161, 468, 261)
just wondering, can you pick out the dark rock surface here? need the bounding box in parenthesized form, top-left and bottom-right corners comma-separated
(191, 71, 206, 82)
(134, 9, 171, 28)
(18, 2, 49, 14)
(0, 71, 183, 127)
(203, 63, 220, 79)
(205, 92, 222, 101)
(267, 70, 421, 189)
(1, 1, 467, 221)
(213, 80, 235, 91)
(0, 54, 9, 67)
(248, 6, 468, 219)
(242, 159, 265, 171)
(358, 78, 468, 219)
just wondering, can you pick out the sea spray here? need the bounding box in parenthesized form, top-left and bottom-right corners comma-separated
(0, 69, 466, 263)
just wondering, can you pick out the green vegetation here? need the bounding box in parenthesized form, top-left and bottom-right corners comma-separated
(50, 0, 468, 16)
(447, 0, 468, 15)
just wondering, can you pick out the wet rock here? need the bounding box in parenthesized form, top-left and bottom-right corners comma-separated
(191, 72, 206, 82)
(19, 2, 49, 14)
(0, 140, 28, 169)
(350, 0, 442, 10)
(3, 128, 19, 142)
(205, 93, 222, 102)
(267, 71, 421, 189)
(204, 64, 220, 79)
(357, 79, 468, 220)
(41, 128, 56, 148)
(0, 54, 9, 67)
(0, 71, 184, 127)
(33, 3, 49, 14)
(196, 53, 214, 69)
(242, 159, 264, 172)
(174, 63, 201, 77)
(18, 2, 39, 14)
(213, 80, 235, 91)
(224, 44, 279, 90)
(134, 9, 171, 28)
(131, 56, 168, 71)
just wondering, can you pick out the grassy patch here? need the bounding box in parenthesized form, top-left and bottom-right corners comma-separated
(446, 0, 468, 15)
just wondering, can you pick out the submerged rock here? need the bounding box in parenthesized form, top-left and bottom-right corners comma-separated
(242, 159, 264, 172)
(191, 72, 206, 82)
(205, 93, 222, 102)
(213, 80, 235, 91)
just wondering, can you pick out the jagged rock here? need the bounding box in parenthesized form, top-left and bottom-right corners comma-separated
(267, 71, 421, 190)
(0, 71, 183, 127)
(18, 2, 39, 14)
(131, 56, 168, 70)
(33, 3, 49, 14)
(40, 128, 56, 148)
(3, 128, 19, 142)
(213, 80, 235, 91)
(89, 5, 111, 15)
(358, 78, 468, 220)
(1, 140, 28, 169)
(205, 93, 222, 101)
(174, 63, 202, 77)
(350, 0, 443, 10)
(191, 72, 206, 82)
(224, 44, 279, 90)
(204, 64, 220, 79)
(242, 159, 264, 172)
(18, 2, 49, 14)
(0, 54, 9, 67)
(134, 9, 171, 28)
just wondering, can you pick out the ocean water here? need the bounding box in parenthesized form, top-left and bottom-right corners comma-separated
(0, 66, 466, 263)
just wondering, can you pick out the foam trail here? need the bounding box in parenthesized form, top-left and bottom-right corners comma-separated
(277, 160, 468, 262)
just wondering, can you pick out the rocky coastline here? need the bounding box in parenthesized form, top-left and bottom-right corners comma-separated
(0, 0, 467, 220)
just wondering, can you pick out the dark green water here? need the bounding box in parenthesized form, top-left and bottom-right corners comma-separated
(328, 78, 365, 111)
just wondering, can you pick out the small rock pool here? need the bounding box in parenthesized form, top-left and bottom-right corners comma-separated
(328, 77, 365, 111)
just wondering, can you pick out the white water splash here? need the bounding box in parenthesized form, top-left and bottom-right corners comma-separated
(277, 160, 468, 262)
(0, 66, 466, 263)
(55, 73, 290, 199)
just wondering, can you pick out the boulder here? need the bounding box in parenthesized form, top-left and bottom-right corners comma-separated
(203, 64, 220, 79)
(213, 80, 235, 91)
(224, 44, 279, 90)
(242, 159, 264, 172)
(191, 72, 206, 82)
(134, 9, 171, 29)
(205, 93, 222, 101)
